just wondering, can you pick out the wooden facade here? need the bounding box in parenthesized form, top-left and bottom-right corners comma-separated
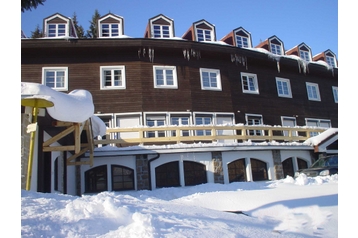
(21, 38, 338, 127)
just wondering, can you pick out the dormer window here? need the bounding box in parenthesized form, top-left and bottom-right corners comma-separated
(194, 20, 215, 42)
(325, 51, 337, 67)
(234, 28, 251, 48)
(43, 13, 76, 38)
(98, 13, 124, 38)
(269, 37, 284, 55)
(146, 14, 174, 39)
(299, 44, 312, 61)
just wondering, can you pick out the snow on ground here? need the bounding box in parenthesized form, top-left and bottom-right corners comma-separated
(21, 174, 338, 238)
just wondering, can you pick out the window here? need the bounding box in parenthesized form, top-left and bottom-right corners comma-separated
(300, 50, 311, 61)
(184, 161, 207, 186)
(195, 116, 212, 136)
(146, 116, 165, 137)
(111, 165, 134, 191)
(236, 35, 249, 48)
(326, 55, 336, 67)
(197, 28, 212, 41)
(85, 165, 108, 193)
(153, 66, 178, 88)
(276, 77, 292, 98)
(298, 44, 312, 61)
(100, 23, 119, 37)
(153, 25, 170, 38)
(250, 159, 268, 181)
(332, 86, 338, 103)
(47, 23, 66, 37)
(42, 67, 68, 91)
(228, 159, 247, 182)
(155, 162, 180, 188)
(241, 72, 259, 94)
(270, 43, 282, 55)
(246, 114, 263, 136)
(306, 118, 331, 136)
(171, 117, 190, 136)
(100, 66, 126, 89)
(306, 82, 321, 101)
(200, 68, 222, 91)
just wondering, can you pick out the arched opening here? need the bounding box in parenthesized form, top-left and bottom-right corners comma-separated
(282, 157, 294, 178)
(111, 165, 135, 191)
(297, 158, 308, 170)
(228, 158, 247, 182)
(184, 161, 207, 186)
(250, 158, 268, 181)
(155, 161, 180, 188)
(85, 165, 107, 193)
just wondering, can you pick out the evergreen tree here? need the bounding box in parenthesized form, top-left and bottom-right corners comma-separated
(72, 12, 86, 38)
(86, 9, 100, 38)
(21, 0, 46, 12)
(31, 24, 44, 38)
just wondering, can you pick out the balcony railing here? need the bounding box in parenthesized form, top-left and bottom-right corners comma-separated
(94, 124, 326, 147)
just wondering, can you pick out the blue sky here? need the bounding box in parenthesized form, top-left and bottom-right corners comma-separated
(21, 0, 338, 59)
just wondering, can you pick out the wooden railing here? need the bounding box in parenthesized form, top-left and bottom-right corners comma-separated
(94, 125, 326, 147)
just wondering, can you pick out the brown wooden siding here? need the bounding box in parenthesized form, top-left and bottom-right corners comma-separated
(21, 38, 338, 127)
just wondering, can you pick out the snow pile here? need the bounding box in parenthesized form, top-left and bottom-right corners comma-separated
(304, 128, 338, 146)
(21, 174, 338, 237)
(21, 82, 106, 137)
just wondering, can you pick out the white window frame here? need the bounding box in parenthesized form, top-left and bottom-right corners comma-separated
(270, 43, 282, 55)
(235, 35, 249, 48)
(47, 23, 67, 37)
(326, 55, 336, 68)
(200, 68, 222, 91)
(306, 82, 321, 101)
(196, 28, 212, 42)
(100, 66, 126, 90)
(299, 50, 311, 61)
(145, 114, 166, 138)
(194, 114, 212, 136)
(152, 24, 170, 38)
(332, 86, 338, 103)
(245, 114, 264, 136)
(306, 118, 331, 136)
(99, 23, 120, 37)
(275, 77, 292, 98)
(153, 66, 178, 89)
(42, 67, 68, 91)
(241, 72, 259, 94)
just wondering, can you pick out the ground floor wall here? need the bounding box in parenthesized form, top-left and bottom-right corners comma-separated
(77, 149, 313, 195)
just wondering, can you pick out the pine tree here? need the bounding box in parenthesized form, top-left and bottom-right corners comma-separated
(72, 12, 85, 38)
(21, 0, 46, 12)
(31, 24, 44, 38)
(86, 9, 100, 38)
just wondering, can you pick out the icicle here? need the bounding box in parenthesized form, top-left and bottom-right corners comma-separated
(149, 48, 153, 62)
(142, 48, 146, 57)
(183, 49, 187, 59)
(298, 60, 301, 74)
(276, 61, 280, 73)
(186, 49, 190, 61)
(138, 48, 141, 58)
(231, 54, 235, 62)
